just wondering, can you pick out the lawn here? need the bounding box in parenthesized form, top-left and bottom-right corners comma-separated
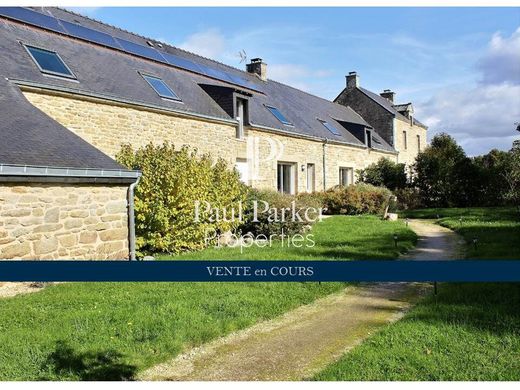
(159, 215, 416, 260)
(401, 207, 520, 259)
(314, 207, 520, 381)
(0, 215, 414, 380)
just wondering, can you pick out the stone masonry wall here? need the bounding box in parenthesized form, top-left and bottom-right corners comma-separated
(394, 118, 428, 168)
(23, 91, 247, 164)
(23, 90, 398, 193)
(0, 184, 129, 260)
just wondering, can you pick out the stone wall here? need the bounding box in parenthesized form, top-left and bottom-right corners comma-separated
(23, 90, 398, 193)
(394, 118, 428, 168)
(23, 91, 247, 163)
(0, 184, 129, 260)
(247, 129, 397, 192)
(335, 88, 396, 146)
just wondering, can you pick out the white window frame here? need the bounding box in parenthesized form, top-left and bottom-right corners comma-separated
(277, 162, 296, 194)
(339, 167, 354, 187)
(306, 163, 315, 192)
(403, 130, 408, 150)
(236, 98, 245, 139)
(235, 158, 250, 185)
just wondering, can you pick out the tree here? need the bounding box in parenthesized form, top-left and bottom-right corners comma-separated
(357, 158, 408, 191)
(413, 133, 467, 207)
(503, 142, 520, 215)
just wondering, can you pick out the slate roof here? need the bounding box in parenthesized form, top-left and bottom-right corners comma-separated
(0, 74, 126, 170)
(0, 7, 396, 170)
(359, 87, 428, 129)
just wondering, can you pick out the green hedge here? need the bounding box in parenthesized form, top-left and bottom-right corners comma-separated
(322, 183, 392, 215)
(117, 142, 247, 255)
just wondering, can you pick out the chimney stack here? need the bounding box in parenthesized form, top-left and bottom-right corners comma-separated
(380, 89, 395, 103)
(246, 58, 267, 81)
(346, 71, 359, 89)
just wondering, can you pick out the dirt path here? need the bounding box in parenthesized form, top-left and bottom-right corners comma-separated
(140, 219, 461, 381)
(402, 219, 463, 260)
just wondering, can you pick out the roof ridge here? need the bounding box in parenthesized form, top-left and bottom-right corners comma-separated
(267, 77, 363, 117)
(51, 7, 257, 80)
(47, 8, 360, 115)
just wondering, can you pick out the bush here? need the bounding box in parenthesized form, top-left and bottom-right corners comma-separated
(357, 158, 408, 190)
(322, 183, 392, 215)
(394, 188, 423, 210)
(240, 189, 324, 237)
(116, 142, 248, 255)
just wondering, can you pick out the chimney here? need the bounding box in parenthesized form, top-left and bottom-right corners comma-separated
(346, 71, 359, 89)
(380, 89, 395, 103)
(246, 58, 267, 81)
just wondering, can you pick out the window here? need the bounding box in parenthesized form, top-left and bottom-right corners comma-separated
(235, 158, 249, 185)
(277, 163, 296, 194)
(417, 135, 421, 152)
(365, 130, 372, 148)
(403, 131, 408, 150)
(141, 73, 181, 101)
(236, 98, 247, 139)
(306, 163, 315, 192)
(24, 45, 76, 79)
(266, 105, 292, 126)
(339, 167, 354, 187)
(318, 119, 341, 136)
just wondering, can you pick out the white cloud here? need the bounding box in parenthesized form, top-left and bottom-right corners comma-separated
(178, 28, 227, 60)
(478, 27, 520, 85)
(176, 27, 331, 94)
(417, 27, 520, 156)
(416, 82, 520, 155)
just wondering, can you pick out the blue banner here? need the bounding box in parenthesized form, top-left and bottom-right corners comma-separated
(0, 260, 519, 282)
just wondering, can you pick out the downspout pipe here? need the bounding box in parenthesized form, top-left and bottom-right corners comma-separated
(322, 139, 328, 190)
(128, 174, 142, 261)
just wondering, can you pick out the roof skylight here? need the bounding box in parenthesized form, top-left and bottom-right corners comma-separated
(319, 119, 341, 136)
(24, 45, 76, 79)
(141, 74, 181, 101)
(265, 105, 292, 126)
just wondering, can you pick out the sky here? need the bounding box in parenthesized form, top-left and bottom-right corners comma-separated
(68, 7, 520, 156)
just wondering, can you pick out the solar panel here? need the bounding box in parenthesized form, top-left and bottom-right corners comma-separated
(161, 52, 203, 74)
(114, 37, 167, 63)
(227, 74, 263, 93)
(60, 20, 121, 50)
(319, 120, 341, 136)
(197, 64, 235, 84)
(0, 7, 265, 94)
(266, 106, 292, 126)
(0, 7, 66, 34)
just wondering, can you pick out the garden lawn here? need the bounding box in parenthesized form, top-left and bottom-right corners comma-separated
(0, 215, 414, 380)
(401, 207, 519, 259)
(314, 207, 520, 381)
(159, 215, 416, 260)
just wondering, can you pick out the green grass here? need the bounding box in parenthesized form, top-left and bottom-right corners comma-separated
(0, 215, 414, 380)
(314, 207, 520, 381)
(401, 207, 520, 259)
(159, 215, 417, 260)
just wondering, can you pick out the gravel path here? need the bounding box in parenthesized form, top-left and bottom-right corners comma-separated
(139, 219, 461, 381)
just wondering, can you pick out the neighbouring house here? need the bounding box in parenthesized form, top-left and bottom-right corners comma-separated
(0, 7, 427, 260)
(335, 72, 428, 168)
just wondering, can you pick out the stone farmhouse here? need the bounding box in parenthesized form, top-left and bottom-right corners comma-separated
(0, 7, 427, 260)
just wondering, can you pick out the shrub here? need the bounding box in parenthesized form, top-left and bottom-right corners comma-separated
(322, 183, 392, 215)
(240, 189, 324, 237)
(394, 187, 423, 210)
(116, 142, 248, 255)
(357, 158, 408, 190)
